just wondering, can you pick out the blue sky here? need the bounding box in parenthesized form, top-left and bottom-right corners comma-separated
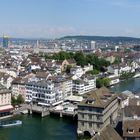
(0, 0, 140, 38)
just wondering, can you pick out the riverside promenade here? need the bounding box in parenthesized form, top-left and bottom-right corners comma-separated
(14, 104, 77, 118)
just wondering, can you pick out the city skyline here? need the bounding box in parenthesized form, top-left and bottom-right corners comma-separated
(0, 0, 140, 38)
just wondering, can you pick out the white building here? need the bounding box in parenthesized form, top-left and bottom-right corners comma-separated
(25, 76, 72, 106)
(73, 75, 96, 95)
(26, 80, 63, 106)
(71, 66, 84, 79)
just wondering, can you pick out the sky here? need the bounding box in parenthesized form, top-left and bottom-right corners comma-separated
(0, 0, 140, 38)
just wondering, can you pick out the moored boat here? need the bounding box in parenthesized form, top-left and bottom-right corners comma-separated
(0, 120, 22, 128)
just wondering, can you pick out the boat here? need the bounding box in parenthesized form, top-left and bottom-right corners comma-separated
(133, 73, 140, 78)
(0, 120, 22, 128)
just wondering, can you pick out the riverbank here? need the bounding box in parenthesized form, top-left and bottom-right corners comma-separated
(111, 77, 140, 93)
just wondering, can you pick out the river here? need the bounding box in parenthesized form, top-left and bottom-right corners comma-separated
(0, 115, 77, 140)
(111, 77, 140, 93)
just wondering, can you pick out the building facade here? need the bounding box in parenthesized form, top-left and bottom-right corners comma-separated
(0, 84, 13, 119)
(73, 75, 96, 95)
(77, 87, 119, 136)
(25, 76, 72, 106)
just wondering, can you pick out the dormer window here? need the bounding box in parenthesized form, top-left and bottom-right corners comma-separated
(127, 128, 134, 134)
(133, 115, 138, 119)
(86, 99, 95, 104)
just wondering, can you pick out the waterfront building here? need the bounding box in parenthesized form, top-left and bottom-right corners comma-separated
(72, 75, 96, 95)
(11, 77, 27, 100)
(77, 87, 119, 136)
(25, 75, 72, 106)
(54, 75, 72, 98)
(26, 80, 63, 106)
(3, 35, 9, 48)
(0, 84, 13, 119)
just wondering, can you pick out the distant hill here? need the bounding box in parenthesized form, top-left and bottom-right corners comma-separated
(60, 35, 140, 42)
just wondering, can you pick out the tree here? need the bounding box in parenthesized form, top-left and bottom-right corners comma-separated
(11, 96, 17, 106)
(103, 78, 111, 87)
(113, 57, 121, 65)
(96, 78, 110, 88)
(74, 52, 87, 67)
(16, 94, 25, 105)
(86, 69, 99, 75)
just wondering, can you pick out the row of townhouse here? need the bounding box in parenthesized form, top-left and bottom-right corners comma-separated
(11, 72, 96, 106)
(106, 61, 140, 85)
(20, 55, 77, 74)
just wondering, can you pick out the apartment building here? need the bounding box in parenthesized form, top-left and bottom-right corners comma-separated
(12, 77, 27, 100)
(54, 75, 72, 98)
(77, 87, 119, 136)
(26, 75, 72, 106)
(0, 84, 13, 119)
(73, 75, 96, 95)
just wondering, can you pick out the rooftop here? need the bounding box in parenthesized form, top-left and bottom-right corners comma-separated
(0, 84, 11, 94)
(123, 120, 140, 137)
(124, 106, 140, 117)
(92, 125, 122, 140)
(79, 87, 117, 108)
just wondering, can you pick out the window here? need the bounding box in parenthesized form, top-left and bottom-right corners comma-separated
(127, 128, 134, 134)
(82, 114, 84, 119)
(97, 115, 102, 121)
(97, 124, 100, 129)
(89, 123, 92, 128)
(89, 115, 92, 120)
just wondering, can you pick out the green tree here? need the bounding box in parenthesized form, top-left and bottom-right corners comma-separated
(96, 78, 110, 88)
(74, 52, 87, 67)
(16, 94, 25, 105)
(103, 78, 111, 87)
(86, 69, 99, 75)
(11, 96, 17, 106)
(113, 57, 121, 65)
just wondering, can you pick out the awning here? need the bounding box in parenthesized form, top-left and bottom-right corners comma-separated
(38, 102, 50, 106)
(64, 96, 83, 102)
(0, 105, 14, 113)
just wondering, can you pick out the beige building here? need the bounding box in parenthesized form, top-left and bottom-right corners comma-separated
(0, 84, 13, 119)
(77, 87, 119, 136)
